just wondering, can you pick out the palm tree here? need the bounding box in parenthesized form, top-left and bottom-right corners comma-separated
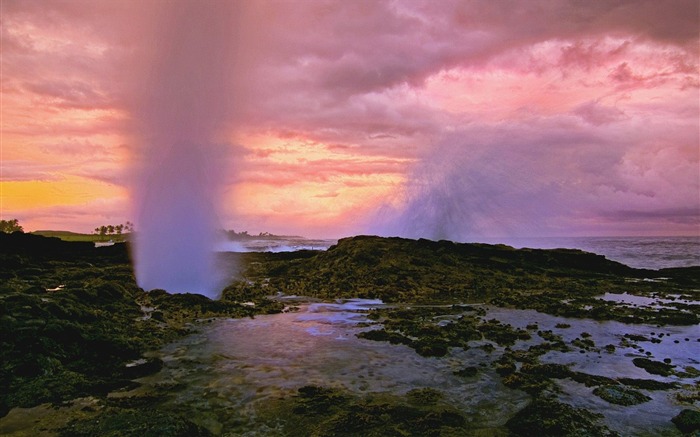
(115, 224, 124, 241)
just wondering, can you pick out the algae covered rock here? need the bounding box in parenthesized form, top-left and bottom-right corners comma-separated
(672, 409, 700, 434)
(506, 397, 618, 436)
(592, 385, 650, 406)
(59, 408, 211, 437)
(632, 358, 675, 376)
(268, 385, 467, 436)
(0, 233, 282, 417)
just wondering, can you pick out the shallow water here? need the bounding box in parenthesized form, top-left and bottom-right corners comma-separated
(3, 297, 696, 436)
(466, 306, 699, 436)
(130, 298, 699, 436)
(135, 299, 528, 434)
(600, 292, 698, 309)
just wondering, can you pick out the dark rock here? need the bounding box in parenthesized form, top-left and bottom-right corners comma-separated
(617, 378, 677, 390)
(59, 409, 211, 437)
(632, 358, 675, 376)
(506, 397, 618, 436)
(453, 366, 479, 377)
(121, 358, 164, 379)
(592, 385, 651, 405)
(672, 409, 700, 434)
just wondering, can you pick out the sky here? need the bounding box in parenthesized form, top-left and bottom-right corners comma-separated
(1, 0, 698, 240)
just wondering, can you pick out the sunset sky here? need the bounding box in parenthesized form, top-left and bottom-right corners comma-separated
(1, 0, 698, 239)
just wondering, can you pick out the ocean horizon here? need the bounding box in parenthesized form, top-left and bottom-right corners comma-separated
(476, 235, 700, 270)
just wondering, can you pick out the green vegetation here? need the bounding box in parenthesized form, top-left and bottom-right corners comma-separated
(29, 222, 135, 242)
(672, 409, 700, 434)
(61, 408, 211, 437)
(632, 358, 676, 376)
(592, 386, 651, 406)
(31, 230, 103, 242)
(223, 229, 297, 240)
(93, 222, 134, 242)
(0, 219, 23, 233)
(357, 306, 529, 357)
(254, 385, 469, 436)
(505, 397, 618, 436)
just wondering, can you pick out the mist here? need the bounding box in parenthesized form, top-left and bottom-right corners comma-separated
(368, 123, 601, 242)
(131, 2, 238, 298)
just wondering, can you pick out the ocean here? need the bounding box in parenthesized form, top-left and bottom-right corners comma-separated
(474, 236, 700, 270)
(218, 235, 700, 271)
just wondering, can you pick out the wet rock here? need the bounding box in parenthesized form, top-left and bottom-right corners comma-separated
(406, 387, 443, 405)
(617, 378, 677, 390)
(413, 338, 450, 357)
(293, 385, 349, 415)
(632, 358, 675, 376)
(495, 355, 517, 377)
(593, 385, 651, 406)
(478, 319, 531, 346)
(506, 397, 618, 436)
(121, 358, 163, 379)
(671, 409, 700, 434)
(453, 366, 479, 378)
(59, 408, 211, 437)
(0, 234, 285, 417)
(357, 329, 412, 346)
(624, 334, 650, 342)
(263, 385, 468, 436)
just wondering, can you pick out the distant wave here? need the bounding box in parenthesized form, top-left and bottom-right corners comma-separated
(215, 238, 337, 253)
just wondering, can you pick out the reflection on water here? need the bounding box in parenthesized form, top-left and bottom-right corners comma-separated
(600, 292, 697, 309)
(136, 299, 527, 434)
(128, 298, 699, 435)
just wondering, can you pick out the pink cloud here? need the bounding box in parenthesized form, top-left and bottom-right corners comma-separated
(2, 0, 698, 237)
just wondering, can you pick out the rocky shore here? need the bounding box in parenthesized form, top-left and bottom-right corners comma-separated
(1, 232, 698, 436)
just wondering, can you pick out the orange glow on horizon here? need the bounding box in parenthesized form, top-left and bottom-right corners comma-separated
(0, 176, 127, 211)
(223, 131, 408, 234)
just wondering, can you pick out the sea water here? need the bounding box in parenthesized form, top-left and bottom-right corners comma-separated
(473, 236, 700, 270)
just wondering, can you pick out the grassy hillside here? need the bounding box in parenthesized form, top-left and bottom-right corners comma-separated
(31, 230, 128, 242)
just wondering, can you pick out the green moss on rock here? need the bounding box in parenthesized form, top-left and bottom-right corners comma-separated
(672, 409, 700, 434)
(592, 385, 651, 406)
(506, 397, 618, 436)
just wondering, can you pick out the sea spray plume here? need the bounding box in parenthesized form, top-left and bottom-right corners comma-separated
(131, 2, 238, 298)
(369, 127, 573, 241)
(370, 149, 484, 242)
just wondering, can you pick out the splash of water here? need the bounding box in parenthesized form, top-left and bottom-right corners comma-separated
(369, 129, 567, 241)
(131, 2, 237, 298)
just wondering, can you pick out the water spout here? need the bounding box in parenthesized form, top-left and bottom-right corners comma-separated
(131, 2, 237, 298)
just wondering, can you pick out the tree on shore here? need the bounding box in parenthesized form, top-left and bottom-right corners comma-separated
(0, 219, 24, 233)
(93, 222, 135, 241)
